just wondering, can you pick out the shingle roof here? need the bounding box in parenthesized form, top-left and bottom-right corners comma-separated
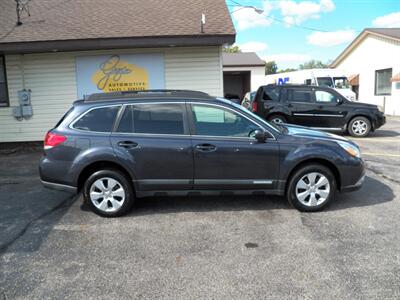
(0, 0, 235, 52)
(222, 52, 265, 67)
(365, 28, 400, 40)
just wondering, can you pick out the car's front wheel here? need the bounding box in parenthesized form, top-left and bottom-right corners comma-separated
(83, 169, 134, 217)
(287, 164, 336, 212)
(348, 116, 371, 137)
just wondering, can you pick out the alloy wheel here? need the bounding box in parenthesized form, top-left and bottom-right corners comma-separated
(295, 172, 331, 207)
(89, 177, 126, 212)
(351, 120, 368, 136)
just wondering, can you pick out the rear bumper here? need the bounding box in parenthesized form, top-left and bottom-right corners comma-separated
(41, 180, 77, 194)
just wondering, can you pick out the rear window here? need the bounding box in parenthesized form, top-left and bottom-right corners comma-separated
(262, 87, 280, 101)
(117, 104, 185, 135)
(72, 106, 120, 132)
(54, 107, 74, 128)
(286, 88, 312, 103)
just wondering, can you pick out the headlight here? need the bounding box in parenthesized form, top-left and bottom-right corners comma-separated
(337, 141, 361, 158)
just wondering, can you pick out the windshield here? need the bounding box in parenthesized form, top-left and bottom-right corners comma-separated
(317, 77, 334, 87)
(218, 98, 282, 133)
(333, 77, 350, 89)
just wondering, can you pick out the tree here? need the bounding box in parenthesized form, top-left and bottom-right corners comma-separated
(265, 61, 278, 75)
(299, 60, 328, 70)
(278, 67, 297, 73)
(223, 45, 241, 53)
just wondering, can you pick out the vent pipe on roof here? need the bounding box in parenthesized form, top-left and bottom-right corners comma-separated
(201, 14, 206, 33)
(15, 0, 31, 26)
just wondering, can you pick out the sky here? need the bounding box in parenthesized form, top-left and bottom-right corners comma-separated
(226, 0, 400, 69)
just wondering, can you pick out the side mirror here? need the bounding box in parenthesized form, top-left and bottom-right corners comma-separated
(337, 98, 343, 105)
(254, 129, 267, 143)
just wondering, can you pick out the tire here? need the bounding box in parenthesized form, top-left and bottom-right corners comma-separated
(268, 114, 287, 124)
(287, 164, 336, 212)
(348, 116, 371, 137)
(83, 169, 134, 217)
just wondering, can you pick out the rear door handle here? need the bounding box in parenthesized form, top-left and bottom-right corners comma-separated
(117, 141, 139, 149)
(195, 144, 217, 152)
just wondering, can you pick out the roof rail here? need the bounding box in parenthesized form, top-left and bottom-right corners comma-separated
(83, 90, 211, 102)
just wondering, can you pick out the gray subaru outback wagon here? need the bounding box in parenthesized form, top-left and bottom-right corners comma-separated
(40, 90, 364, 217)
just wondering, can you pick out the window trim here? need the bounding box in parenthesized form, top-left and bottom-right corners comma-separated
(0, 55, 10, 108)
(375, 68, 392, 96)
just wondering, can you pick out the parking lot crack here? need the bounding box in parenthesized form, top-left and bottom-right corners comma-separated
(365, 164, 400, 185)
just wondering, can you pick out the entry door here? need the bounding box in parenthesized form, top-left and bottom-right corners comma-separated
(284, 87, 319, 127)
(313, 89, 347, 128)
(188, 103, 280, 190)
(110, 103, 193, 191)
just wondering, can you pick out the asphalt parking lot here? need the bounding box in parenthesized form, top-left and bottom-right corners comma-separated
(0, 118, 399, 299)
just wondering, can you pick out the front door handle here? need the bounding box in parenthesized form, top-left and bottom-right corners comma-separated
(117, 141, 139, 149)
(195, 144, 217, 152)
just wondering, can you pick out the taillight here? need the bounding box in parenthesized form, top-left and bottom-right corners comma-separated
(252, 101, 258, 112)
(44, 132, 67, 150)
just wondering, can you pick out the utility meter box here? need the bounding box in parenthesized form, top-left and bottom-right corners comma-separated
(18, 89, 31, 106)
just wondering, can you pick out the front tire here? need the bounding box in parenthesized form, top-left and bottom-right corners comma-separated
(348, 116, 371, 137)
(83, 169, 134, 217)
(287, 164, 336, 212)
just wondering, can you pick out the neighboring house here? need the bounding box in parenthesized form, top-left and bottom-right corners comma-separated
(331, 28, 400, 116)
(0, 0, 235, 142)
(222, 52, 265, 100)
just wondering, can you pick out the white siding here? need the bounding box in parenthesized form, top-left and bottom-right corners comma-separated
(1, 46, 222, 142)
(335, 35, 400, 115)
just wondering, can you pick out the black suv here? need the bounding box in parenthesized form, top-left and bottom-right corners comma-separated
(40, 90, 365, 217)
(254, 84, 386, 137)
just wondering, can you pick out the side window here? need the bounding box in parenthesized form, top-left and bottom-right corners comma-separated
(0, 56, 9, 107)
(117, 104, 185, 135)
(305, 79, 312, 85)
(315, 90, 338, 103)
(262, 87, 279, 101)
(375, 68, 392, 95)
(73, 106, 120, 132)
(192, 104, 259, 137)
(286, 89, 312, 103)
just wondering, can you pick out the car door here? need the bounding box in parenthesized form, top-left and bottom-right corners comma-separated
(284, 87, 319, 127)
(188, 102, 280, 190)
(110, 102, 193, 191)
(313, 88, 347, 128)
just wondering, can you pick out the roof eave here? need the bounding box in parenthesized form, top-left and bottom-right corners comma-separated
(0, 34, 236, 54)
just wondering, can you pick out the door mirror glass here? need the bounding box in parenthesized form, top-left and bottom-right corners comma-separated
(253, 129, 267, 142)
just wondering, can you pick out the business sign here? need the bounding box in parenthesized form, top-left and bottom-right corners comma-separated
(75, 53, 165, 98)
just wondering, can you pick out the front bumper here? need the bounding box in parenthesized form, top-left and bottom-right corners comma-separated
(373, 113, 386, 130)
(341, 173, 365, 192)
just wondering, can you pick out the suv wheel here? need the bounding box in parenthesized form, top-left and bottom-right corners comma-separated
(348, 116, 371, 137)
(268, 114, 287, 124)
(287, 164, 336, 212)
(83, 169, 134, 217)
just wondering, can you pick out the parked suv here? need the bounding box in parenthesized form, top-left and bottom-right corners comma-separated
(254, 84, 386, 137)
(40, 90, 365, 217)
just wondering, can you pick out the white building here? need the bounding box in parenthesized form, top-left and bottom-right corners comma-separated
(222, 52, 265, 100)
(331, 28, 400, 115)
(0, 0, 235, 142)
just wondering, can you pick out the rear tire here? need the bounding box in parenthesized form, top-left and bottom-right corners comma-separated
(83, 169, 134, 217)
(268, 114, 287, 124)
(287, 164, 336, 212)
(348, 116, 371, 137)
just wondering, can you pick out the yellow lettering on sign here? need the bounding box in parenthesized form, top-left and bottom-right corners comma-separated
(91, 55, 149, 92)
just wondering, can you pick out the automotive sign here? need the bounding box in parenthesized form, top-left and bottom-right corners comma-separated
(75, 53, 165, 97)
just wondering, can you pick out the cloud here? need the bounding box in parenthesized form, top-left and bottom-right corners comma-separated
(307, 29, 356, 47)
(239, 41, 269, 52)
(372, 12, 400, 28)
(278, 0, 335, 25)
(263, 53, 311, 63)
(232, 3, 273, 30)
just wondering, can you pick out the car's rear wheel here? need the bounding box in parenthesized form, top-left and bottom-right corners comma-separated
(348, 116, 371, 137)
(287, 164, 336, 212)
(83, 169, 134, 217)
(268, 114, 287, 124)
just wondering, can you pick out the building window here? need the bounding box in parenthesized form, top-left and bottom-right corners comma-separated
(375, 68, 392, 96)
(0, 56, 9, 107)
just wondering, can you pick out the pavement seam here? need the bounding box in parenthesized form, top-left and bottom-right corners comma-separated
(0, 194, 78, 255)
(365, 163, 400, 185)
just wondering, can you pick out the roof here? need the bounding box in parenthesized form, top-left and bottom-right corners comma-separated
(0, 0, 235, 54)
(222, 52, 265, 67)
(331, 28, 400, 67)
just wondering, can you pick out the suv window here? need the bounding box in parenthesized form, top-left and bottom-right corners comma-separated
(73, 106, 120, 132)
(117, 103, 185, 135)
(315, 90, 338, 103)
(286, 88, 312, 103)
(262, 87, 279, 101)
(192, 104, 259, 137)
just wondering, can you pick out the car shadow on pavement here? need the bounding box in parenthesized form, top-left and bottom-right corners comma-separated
(126, 175, 393, 217)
